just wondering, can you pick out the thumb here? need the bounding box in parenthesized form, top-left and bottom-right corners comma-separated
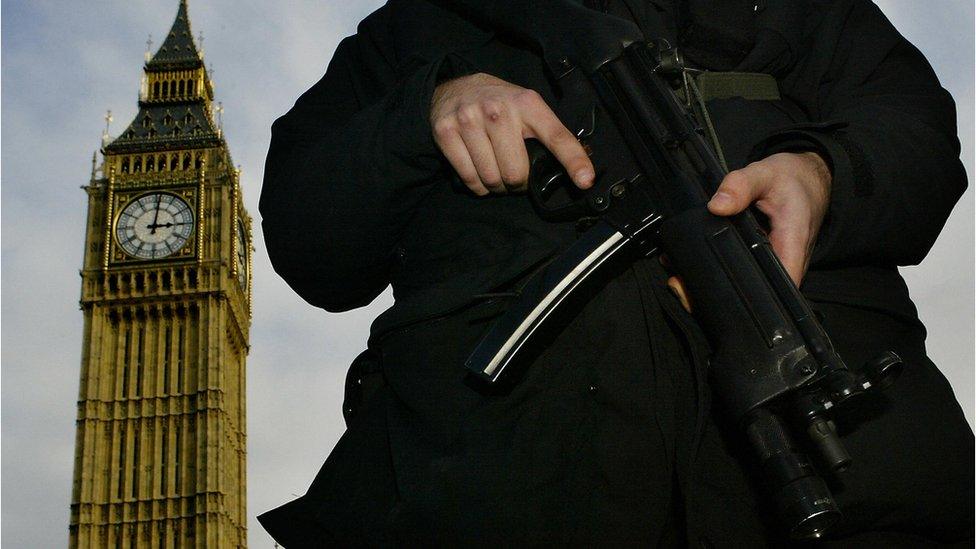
(708, 167, 771, 217)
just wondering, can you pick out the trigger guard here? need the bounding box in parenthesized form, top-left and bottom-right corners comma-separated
(525, 131, 595, 221)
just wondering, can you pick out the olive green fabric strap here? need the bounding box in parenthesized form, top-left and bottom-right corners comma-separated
(694, 71, 781, 102)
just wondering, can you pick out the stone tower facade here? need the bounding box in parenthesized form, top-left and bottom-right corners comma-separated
(70, 2, 251, 547)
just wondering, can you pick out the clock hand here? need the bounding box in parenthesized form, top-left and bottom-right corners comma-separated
(146, 221, 192, 229)
(149, 200, 162, 235)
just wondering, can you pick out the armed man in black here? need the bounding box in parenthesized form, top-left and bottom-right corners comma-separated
(258, 0, 974, 546)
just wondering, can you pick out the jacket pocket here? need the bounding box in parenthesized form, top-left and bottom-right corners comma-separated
(341, 348, 384, 427)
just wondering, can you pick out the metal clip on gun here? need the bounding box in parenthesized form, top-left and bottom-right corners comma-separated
(439, 0, 902, 539)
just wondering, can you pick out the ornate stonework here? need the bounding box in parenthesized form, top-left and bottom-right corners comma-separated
(70, 2, 251, 546)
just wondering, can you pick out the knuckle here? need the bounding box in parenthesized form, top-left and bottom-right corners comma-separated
(459, 171, 479, 186)
(500, 166, 527, 185)
(743, 155, 781, 176)
(546, 128, 573, 147)
(484, 172, 504, 186)
(514, 88, 543, 107)
(568, 153, 590, 169)
(432, 118, 456, 138)
(456, 104, 481, 127)
(479, 168, 503, 188)
(481, 100, 506, 122)
(482, 178, 504, 190)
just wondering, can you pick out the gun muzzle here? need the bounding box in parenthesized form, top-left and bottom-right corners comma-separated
(745, 409, 841, 539)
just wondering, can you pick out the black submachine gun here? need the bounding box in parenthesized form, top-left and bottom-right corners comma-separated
(440, 0, 902, 539)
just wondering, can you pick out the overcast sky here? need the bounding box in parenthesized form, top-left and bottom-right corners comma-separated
(1, 1, 972, 547)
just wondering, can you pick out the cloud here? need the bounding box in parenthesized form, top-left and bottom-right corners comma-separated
(1, 1, 971, 547)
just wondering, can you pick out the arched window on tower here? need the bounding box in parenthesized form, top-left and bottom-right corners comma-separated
(116, 421, 127, 500)
(153, 81, 160, 99)
(146, 156, 155, 172)
(170, 154, 178, 171)
(163, 114, 173, 126)
(188, 79, 195, 96)
(142, 115, 151, 128)
(194, 153, 203, 169)
(121, 157, 130, 173)
(182, 153, 191, 170)
(158, 155, 166, 171)
(134, 157, 143, 173)
(178, 80, 185, 97)
(169, 81, 177, 97)
(161, 81, 169, 98)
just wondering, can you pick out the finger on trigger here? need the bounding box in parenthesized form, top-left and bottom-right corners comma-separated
(526, 104, 594, 188)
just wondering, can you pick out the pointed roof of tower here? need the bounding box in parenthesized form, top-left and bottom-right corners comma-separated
(146, 0, 202, 70)
(103, 1, 220, 153)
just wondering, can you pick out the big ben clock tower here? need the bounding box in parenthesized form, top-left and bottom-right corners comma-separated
(70, 2, 251, 547)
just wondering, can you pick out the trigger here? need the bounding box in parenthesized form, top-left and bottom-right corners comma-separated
(576, 105, 597, 141)
(539, 172, 567, 197)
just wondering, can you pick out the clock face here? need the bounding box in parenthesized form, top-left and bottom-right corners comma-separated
(236, 219, 248, 287)
(115, 192, 194, 260)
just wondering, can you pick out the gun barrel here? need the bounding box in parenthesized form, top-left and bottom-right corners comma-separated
(746, 409, 841, 539)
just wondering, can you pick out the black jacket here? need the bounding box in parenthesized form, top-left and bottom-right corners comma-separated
(258, 1, 973, 546)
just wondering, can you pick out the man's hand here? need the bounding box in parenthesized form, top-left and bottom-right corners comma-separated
(709, 152, 832, 286)
(666, 151, 832, 312)
(430, 72, 595, 196)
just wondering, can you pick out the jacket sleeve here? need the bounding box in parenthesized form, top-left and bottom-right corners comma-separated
(259, 8, 456, 312)
(753, 0, 967, 269)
